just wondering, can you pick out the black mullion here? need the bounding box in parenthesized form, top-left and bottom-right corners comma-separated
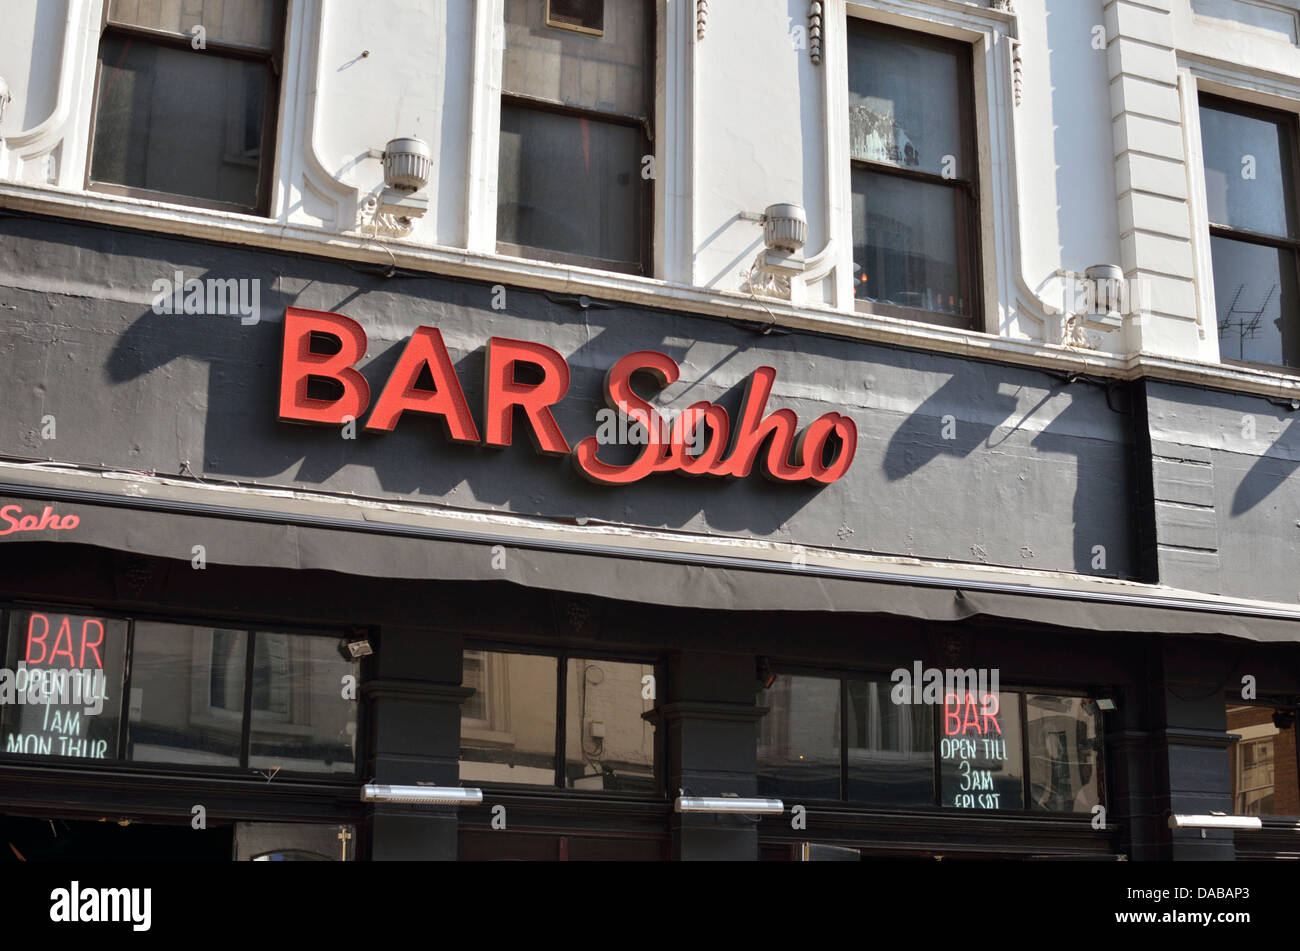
(501, 91, 648, 132)
(839, 678, 848, 801)
(554, 652, 566, 788)
(239, 630, 256, 768)
(1018, 693, 1031, 811)
(254, 56, 280, 216)
(115, 617, 135, 761)
(1209, 223, 1300, 252)
(932, 700, 943, 808)
(103, 24, 277, 63)
(850, 156, 972, 190)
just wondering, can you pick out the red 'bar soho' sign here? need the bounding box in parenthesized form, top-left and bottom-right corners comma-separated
(277, 308, 858, 486)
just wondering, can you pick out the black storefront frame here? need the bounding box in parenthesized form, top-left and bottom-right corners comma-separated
(0, 598, 367, 787)
(756, 659, 1112, 825)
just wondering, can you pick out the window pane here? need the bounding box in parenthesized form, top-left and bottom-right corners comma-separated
(1211, 235, 1300, 366)
(1, 610, 127, 762)
(848, 28, 965, 178)
(1026, 695, 1103, 813)
(108, 0, 278, 50)
(91, 36, 269, 209)
(248, 633, 358, 774)
(504, 0, 645, 117)
(460, 651, 558, 786)
(757, 675, 840, 800)
(852, 169, 970, 316)
(127, 623, 244, 767)
(497, 104, 643, 266)
(939, 691, 1024, 810)
(564, 659, 655, 791)
(845, 679, 934, 805)
(1200, 103, 1297, 238)
(1227, 703, 1298, 816)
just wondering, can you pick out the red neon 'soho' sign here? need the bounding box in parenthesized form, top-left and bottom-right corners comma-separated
(276, 307, 857, 486)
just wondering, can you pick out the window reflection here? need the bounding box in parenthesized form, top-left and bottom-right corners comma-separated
(1026, 695, 1102, 813)
(757, 675, 841, 800)
(1227, 703, 1299, 816)
(128, 623, 245, 766)
(459, 651, 558, 786)
(248, 633, 358, 774)
(845, 679, 934, 806)
(564, 659, 655, 791)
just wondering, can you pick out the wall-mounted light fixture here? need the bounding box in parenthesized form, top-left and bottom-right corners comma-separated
(338, 633, 373, 661)
(740, 203, 808, 299)
(361, 784, 484, 805)
(760, 203, 808, 275)
(674, 796, 784, 815)
(1083, 264, 1126, 323)
(361, 136, 432, 237)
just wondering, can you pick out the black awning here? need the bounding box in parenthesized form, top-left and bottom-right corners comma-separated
(2, 490, 1299, 642)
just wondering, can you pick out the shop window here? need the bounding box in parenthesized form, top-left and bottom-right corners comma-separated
(248, 632, 359, 774)
(757, 670, 1105, 815)
(87, 0, 285, 215)
(1198, 96, 1300, 368)
(132, 623, 245, 766)
(757, 675, 842, 800)
(564, 658, 656, 790)
(496, 0, 653, 274)
(848, 21, 980, 329)
(1226, 702, 1299, 816)
(459, 648, 657, 792)
(0, 606, 359, 776)
(1026, 694, 1103, 813)
(845, 678, 934, 806)
(0, 609, 128, 761)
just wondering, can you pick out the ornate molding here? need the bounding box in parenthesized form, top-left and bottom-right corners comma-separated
(0, 75, 11, 132)
(358, 200, 416, 239)
(809, 1, 823, 65)
(742, 252, 792, 300)
(696, 0, 707, 40)
(3, 0, 95, 186)
(286, 0, 359, 229)
(991, 0, 1016, 13)
(1012, 38, 1023, 107)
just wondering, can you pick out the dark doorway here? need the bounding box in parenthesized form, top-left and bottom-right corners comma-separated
(1, 814, 233, 861)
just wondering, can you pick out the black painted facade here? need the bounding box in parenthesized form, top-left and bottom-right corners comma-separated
(0, 213, 1298, 860)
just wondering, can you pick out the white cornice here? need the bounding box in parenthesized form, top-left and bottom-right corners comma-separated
(4, 180, 1300, 399)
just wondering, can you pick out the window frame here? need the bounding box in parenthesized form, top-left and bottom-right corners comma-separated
(84, 0, 287, 217)
(1198, 92, 1300, 371)
(459, 640, 663, 795)
(845, 18, 983, 331)
(494, 0, 656, 277)
(756, 661, 1107, 817)
(0, 600, 363, 780)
